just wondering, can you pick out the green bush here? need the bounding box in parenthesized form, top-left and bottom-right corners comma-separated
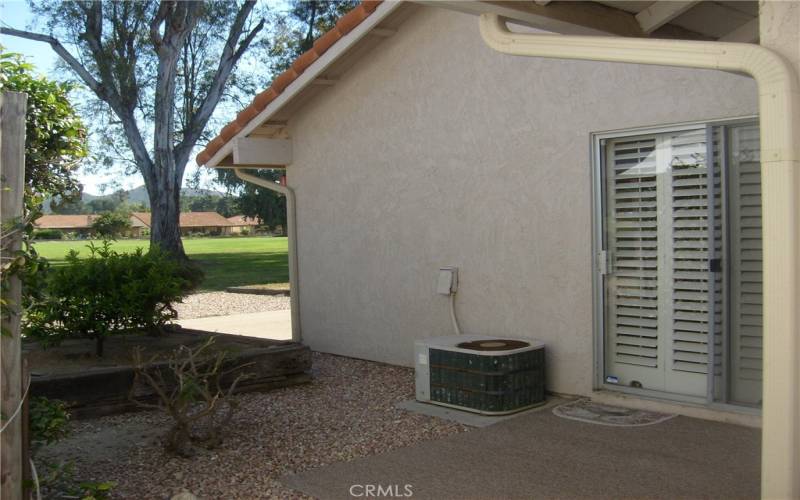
(29, 397, 70, 447)
(91, 211, 131, 239)
(24, 241, 192, 356)
(32, 229, 64, 240)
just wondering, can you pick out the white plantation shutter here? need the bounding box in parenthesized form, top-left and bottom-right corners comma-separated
(709, 127, 726, 401)
(728, 124, 763, 404)
(606, 129, 711, 396)
(669, 129, 712, 376)
(605, 137, 663, 388)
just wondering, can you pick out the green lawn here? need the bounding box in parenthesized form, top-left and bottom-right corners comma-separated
(34, 236, 289, 292)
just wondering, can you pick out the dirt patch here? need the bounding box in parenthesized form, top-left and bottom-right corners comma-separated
(38, 418, 164, 468)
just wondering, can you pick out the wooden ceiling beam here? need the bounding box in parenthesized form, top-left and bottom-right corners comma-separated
(459, 1, 645, 37)
(718, 17, 759, 43)
(635, 1, 700, 34)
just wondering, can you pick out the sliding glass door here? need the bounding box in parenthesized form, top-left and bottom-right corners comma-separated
(599, 120, 762, 406)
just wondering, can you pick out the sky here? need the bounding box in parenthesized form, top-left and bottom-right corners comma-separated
(0, 0, 225, 196)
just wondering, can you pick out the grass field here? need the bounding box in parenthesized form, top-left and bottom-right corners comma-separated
(34, 236, 289, 292)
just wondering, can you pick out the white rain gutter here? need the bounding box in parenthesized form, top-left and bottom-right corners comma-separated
(479, 14, 800, 498)
(234, 168, 301, 343)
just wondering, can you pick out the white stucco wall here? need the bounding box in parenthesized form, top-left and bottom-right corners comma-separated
(286, 5, 758, 396)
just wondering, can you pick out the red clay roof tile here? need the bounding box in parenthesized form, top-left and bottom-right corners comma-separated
(253, 88, 279, 110)
(195, 1, 383, 166)
(235, 105, 260, 126)
(291, 49, 320, 74)
(362, 0, 380, 13)
(313, 28, 342, 54)
(271, 67, 299, 93)
(196, 151, 212, 165)
(220, 122, 242, 141)
(336, 5, 368, 35)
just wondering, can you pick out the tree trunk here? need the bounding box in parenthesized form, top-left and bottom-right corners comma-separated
(148, 173, 187, 260)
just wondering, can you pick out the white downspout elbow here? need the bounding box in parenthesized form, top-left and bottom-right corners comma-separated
(478, 14, 800, 498)
(234, 168, 301, 343)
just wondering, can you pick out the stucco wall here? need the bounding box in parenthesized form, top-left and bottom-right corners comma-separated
(286, 6, 758, 396)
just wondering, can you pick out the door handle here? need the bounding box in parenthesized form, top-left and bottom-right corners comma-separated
(709, 258, 722, 273)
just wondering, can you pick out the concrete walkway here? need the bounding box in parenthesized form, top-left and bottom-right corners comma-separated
(177, 309, 292, 341)
(282, 404, 760, 499)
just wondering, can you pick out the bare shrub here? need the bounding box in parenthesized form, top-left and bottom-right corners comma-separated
(130, 337, 252, 456)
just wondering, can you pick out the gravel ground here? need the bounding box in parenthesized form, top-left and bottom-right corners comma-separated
(174, 292, 290, 320)
(37, 353, 470, 499)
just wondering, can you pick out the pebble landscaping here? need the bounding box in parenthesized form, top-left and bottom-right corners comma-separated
(174, 292, 290, 320)
(38, 352, 469, 498)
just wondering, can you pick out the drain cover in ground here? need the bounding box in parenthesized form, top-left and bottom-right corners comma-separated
(552, 399, 676, 427)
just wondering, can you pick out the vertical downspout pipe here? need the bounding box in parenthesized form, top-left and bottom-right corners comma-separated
(234, 168, 301, 343)
(479, 14, 800, 498)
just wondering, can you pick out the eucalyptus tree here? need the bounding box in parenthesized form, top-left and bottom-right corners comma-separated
(1, 1, 266, 258)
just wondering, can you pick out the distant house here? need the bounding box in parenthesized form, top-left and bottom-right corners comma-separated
(34, 215, 95, 236)
(34, 214, 148, 238)
(132, 212, 235, 236)
(36, 211, 235, 237)
(227, 215, 261, 234)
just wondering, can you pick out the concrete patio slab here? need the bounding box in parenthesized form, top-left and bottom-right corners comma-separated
(282, 406, 760, 499)
(177, 309, 291, 341)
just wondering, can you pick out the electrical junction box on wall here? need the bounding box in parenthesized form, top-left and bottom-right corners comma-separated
(437, 267, 458, 295)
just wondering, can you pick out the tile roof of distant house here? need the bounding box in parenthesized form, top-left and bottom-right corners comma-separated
(34, 214, 95, 229)
(195, 0, 382, 166)
(132, 212, 235, 228)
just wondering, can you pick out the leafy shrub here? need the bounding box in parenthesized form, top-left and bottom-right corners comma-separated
(26, 398, 116, 499)
(91, 211, 131, 239)
(78, 481, 117, 500)
(24, 241, 192, 356)
(29, 397, 70, 447)
(32, 229, 64, 240)
(32, 461, 116, 500)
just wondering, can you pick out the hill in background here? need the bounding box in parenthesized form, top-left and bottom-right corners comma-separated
(44, 185, 224, 214)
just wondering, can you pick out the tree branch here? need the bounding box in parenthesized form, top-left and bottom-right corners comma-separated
(0, 27, 104, 96)
(149, 1, 170, 49)
(0, 25, 156, 185)
(174, 1, 264, 167)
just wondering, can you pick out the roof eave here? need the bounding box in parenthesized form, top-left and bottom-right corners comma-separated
(203, 1, 404, 169)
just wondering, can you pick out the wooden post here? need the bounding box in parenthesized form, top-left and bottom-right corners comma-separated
(1, 91, 28, 500)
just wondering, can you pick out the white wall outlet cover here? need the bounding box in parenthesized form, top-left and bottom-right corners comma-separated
(436, 267, 458, 295)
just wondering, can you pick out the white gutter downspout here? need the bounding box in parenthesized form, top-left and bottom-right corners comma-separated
(479, 14, 800, 499)
(234, 168, 301, 343)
